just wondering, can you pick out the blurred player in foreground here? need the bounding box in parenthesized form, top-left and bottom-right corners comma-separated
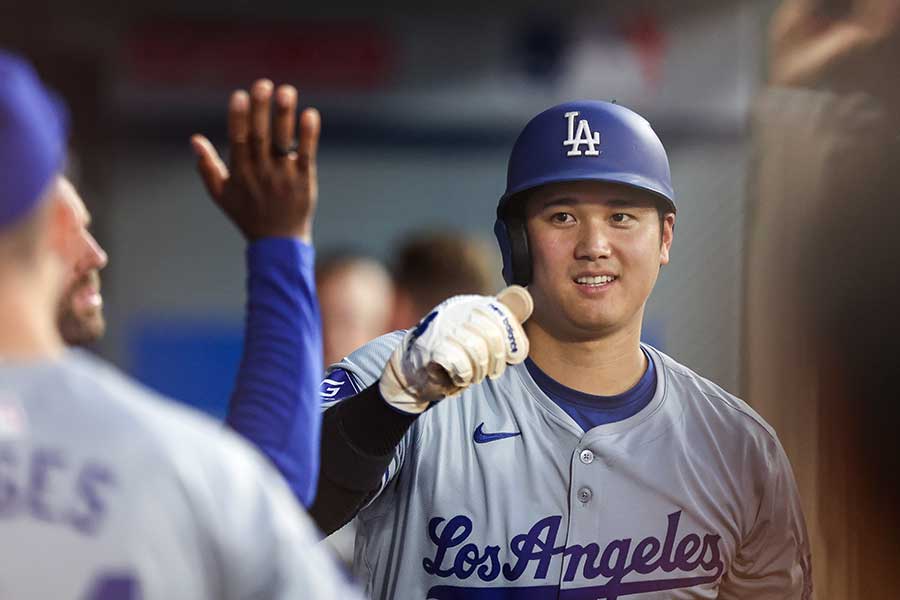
(0, 52, 358, 599)
(299, 102, 811, 598)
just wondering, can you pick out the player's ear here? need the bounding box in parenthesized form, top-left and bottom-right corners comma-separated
(659, 212, 675, 265)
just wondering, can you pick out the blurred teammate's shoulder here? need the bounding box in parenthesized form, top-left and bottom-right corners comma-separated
(0, 348, 361, 599)
(14, 348, 251, 460)
(1, 347, 290, 518)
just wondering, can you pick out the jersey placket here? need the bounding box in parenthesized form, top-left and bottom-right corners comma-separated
(560, 434, 608, 593)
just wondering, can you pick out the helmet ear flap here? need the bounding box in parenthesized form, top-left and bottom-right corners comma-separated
(493, 218, 515, 285)
(507, 212, 532, 287)
(494, 213, 531, 287)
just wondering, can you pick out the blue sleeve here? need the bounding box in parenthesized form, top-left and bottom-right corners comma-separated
(225, 237, 322, 508)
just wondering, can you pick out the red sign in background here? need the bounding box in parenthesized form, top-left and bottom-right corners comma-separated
(124, 21, 394, 91)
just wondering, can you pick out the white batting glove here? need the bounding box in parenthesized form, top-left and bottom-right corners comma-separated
(379, 286, 533, 414)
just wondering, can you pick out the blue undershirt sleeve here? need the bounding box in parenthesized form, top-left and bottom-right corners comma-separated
(225, 237, 322, 508)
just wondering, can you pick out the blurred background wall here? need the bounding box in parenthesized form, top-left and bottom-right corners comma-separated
(0, 0, 775, 416)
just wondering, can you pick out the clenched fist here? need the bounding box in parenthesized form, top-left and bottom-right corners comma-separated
(379, 286, 533, 414)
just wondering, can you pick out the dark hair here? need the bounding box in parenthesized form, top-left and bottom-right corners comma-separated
(392, 231, 496, 312)
(315, 249, 379, 282)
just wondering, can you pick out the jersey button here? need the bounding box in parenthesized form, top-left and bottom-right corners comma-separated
(577, 487, 593, 503)
(579, 449, 594, 464)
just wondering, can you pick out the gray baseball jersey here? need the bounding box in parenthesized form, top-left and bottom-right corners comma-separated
(0, 349, 360, 600)
(324, 332, 811, 600)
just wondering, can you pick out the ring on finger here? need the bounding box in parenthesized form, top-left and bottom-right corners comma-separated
(271, 140, 299, 157)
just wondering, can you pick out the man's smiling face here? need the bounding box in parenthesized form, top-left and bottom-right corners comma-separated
(524, 180, 674, 341)
(56, 177, 108, 345)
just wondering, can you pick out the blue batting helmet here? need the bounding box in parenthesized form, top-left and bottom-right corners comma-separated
(494, 100, 675, 285)
(0, 51, 68, 229)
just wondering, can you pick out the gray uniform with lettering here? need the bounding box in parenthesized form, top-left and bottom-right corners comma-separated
(324, 332, 811, 600)
(0, 349, 360, 600)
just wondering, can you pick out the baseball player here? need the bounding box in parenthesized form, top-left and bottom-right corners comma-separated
(33, 74, 327, 508)
(299, 101, 812, 599)
(0, 53, 358, 599)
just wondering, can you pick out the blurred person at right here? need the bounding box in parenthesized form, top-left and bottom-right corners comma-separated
(794, 140, 900, 597)
(389, 230, 500, 330)
(0, 52, 358, 599)
(744, 0, 899, 596)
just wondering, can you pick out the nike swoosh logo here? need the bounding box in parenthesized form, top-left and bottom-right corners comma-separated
(473, 422, 522, 444)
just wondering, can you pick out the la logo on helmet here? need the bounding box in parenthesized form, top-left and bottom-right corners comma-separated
(563, 111, 601, 157)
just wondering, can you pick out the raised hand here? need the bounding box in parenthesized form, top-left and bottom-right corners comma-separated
(191, 79, 321, 242)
